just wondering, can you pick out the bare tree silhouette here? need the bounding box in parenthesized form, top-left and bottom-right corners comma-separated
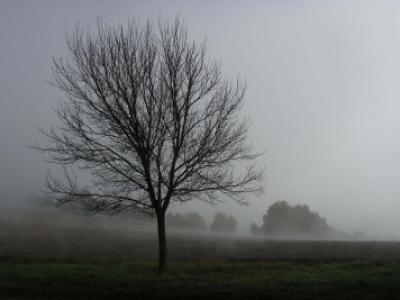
(34, 17, 264, 271)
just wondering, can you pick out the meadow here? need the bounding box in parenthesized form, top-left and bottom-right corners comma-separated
(1, 209, 400, 299)
(2, 257, 400, 299)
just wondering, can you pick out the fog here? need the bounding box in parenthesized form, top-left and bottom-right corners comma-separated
(2, 0, 400, 239)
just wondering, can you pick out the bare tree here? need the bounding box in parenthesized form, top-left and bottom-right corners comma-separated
(34, 17, 264, 271)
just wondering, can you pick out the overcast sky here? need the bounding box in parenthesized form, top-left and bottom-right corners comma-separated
(2, 0, 400, 237)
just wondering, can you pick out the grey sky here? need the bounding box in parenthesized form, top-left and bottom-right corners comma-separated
(2, 0, 400, 237)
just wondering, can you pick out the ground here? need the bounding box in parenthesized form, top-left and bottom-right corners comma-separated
(1, 257, 400, 299)
(1, 210, 400, 299)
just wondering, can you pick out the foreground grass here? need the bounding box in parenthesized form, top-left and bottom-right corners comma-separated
(0, 257, 400, 299)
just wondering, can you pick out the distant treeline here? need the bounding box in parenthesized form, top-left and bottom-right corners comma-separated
(29, 194, 365, 238)
(166, 201, 341, 237)
(167, 212, 237, 233)
(251, 201, 366, 239)
(166, 212, 207, 231)
(250, 201, 330, 237)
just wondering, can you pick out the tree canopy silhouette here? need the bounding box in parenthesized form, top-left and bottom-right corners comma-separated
(166, 212, 207, 231)
(210, 212, 237, 233)
(253, 201, 331, 237)
(34, 17, 263, 271)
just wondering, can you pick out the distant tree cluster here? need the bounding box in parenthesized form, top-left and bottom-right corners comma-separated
(166, 211, 238, 233)
(166, 212, 207, 231)
(210, 212, 237, 233)
(251, 201, 331, 237)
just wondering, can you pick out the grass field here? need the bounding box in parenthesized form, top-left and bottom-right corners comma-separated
(1, 257, 400, 299)
(1, 210, 400, 299)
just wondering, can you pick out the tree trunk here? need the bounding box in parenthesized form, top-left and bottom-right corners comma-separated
(156, 211, 167, 272)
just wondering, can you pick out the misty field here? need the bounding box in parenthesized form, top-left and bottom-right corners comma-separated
(1, 210, 400, 299)
(2, 258, 400, 299)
